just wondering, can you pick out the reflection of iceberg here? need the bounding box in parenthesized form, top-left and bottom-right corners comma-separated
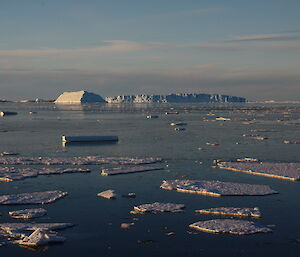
(55, 90, 106, 104)
(54, 103, 85, 111)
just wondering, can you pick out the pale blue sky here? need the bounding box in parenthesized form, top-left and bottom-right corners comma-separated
(0, 0, 299, 100)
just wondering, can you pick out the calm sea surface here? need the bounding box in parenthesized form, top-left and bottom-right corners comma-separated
(0, 102, 300, 257)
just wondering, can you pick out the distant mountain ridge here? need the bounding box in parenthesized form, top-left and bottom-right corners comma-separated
(105, 93, 246, 103)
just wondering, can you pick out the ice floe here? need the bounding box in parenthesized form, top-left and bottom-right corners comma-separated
(0, 222, 73, 232)
(195, 207, 261, 218)
(120, 223, 135, 229)
(9, 208, 47, 219)
(217, 161, 300, 181)
(0, 156, 162, 166)
(284, 140, 300, 144)
(0, 223, 73, 247)
(17, 228, 65, 247)
(0, 167, 90, 182)
(0, 152, 19, 156)
(131, 202, 185, 214)
(0, 191, 68, 205)
(160, 180, 277, 197)
(189, 219, 272, 235)
(101, 166, 162, 176)
(97, 190, 116, 199)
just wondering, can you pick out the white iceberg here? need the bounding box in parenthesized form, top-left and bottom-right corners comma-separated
(54, 90, 106, 104)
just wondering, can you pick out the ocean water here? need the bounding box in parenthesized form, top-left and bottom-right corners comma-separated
(0, 102, 300, 257)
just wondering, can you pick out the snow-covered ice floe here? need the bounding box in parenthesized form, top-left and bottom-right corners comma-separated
(0, 223, 73, 247)
(195, 207, 261, 218)
(160, 180, 277, 197)
(101, 166, 163, 176)
(0, 156, 162, 166)
(17, 228, 65, 247)
(0, 222, 73, 232)
(189, 219, 272, 235)
(216, 161, 300, 181)
(9, 208, 47, 219)
(131, 202, 185, 214)
(97, 190, 116, 199)
(0, 191, 67, 205)
(0, 167, 90, 182)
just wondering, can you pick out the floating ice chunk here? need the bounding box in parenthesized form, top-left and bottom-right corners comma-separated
(195, 207, 261, 218)
(160, 180, 277, 197)
(120, 223, 135, 229)
(0, 191, 68, 205)
(62, 135, 118, 143)
(174, 127, 186, 131)
(17, 228, 65, 247)
(0, 168, 38, 182)
(242, 134, 259, 137)
(189, 219, 272, 235)
(170, 122, 187, 126)
(97, 190, 116, 199)
(0, 223, 73, 247)
(0, 156, 162, 166)
(0, 167, 90, 182)
(217, 162, 300, 181)
(146, 115, 159, 119)
(236, 157, 258, 162)
(251, 129, 276, 132)
(206, 142, 219, 146)
(284, 140, 300, 144)
(132, 202, 185, 214)
(9, 208, 47, 219)
(0, 111, 17, 117)
(101, 166, 162, 176)
(122, 193, 136, 198)
(254, 136, 268, 140)
(0, 223, 73, 232)
(37, 167, 90, 175)
(215, 117, 231, 121)
(0, 152, 19, 156)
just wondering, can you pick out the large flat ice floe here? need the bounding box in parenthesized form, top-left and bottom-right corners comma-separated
(160, 180, 277, 197)
(101, 166, 163, 176)
(0, 167, 90, 182)
(195, 207, 261, 218)
(0, 156, 162, 166)
(217, 162, 300, 181)
(189, 219, 272, 235)
(0, 223, 73, 247)
(9, 208, 47, 219)
(0, 191, 67, 205)
(17, 228, 65, 247)
(131, 202, 185, 214)
(0, 222, 73, 232)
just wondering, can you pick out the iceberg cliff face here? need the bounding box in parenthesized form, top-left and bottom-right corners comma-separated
(55, 91, 106, 104)
(105, 93, 246, 103)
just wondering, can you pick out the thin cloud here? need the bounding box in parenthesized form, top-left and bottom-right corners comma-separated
(1, 32, 299, 58)
(230, 32, 300, 42)
(0, 40, 175, 57)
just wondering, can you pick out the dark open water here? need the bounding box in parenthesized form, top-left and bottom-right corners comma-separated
(0, 102, 300, 257)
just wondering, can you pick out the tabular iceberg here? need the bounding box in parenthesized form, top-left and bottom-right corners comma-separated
(55, 90, 106, 104)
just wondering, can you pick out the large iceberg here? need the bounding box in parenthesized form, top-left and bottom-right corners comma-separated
(105, 93, 246, 103)
(55, 90, 106, 104)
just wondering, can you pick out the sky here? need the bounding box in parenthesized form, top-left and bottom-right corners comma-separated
(0, 0, 299, 101)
